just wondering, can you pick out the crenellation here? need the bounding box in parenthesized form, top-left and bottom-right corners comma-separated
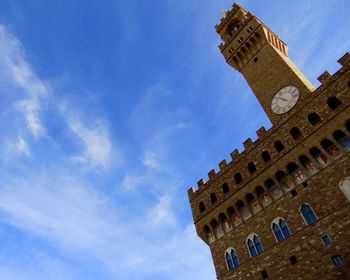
(197, 178, 206, 190)
(219, 159, 228, 171)
(208, 169, 217, 180)
(243, 138, 253, 150)
(230, 149, 240, 161)
(317, 71, 332, 84)
(337, 52, 350, 67)
(256, 126, 267, 139)
(187, 187, 195, 200)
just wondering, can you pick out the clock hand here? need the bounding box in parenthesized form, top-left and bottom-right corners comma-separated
(278, 97, 289, 102)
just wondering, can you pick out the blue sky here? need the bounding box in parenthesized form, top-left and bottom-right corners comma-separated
(0, 1, 349, 279)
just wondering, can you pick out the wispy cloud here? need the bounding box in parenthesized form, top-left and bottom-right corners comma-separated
(0, 25, 48, 138)
(67, 116, 112, 169)
(5, 135, 30, 157)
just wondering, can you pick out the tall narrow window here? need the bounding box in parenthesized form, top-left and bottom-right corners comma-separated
(247, 234, 263, 257)
(225, 248, 239, 271)
(247, 162, 257, 173)
(308, 112, 321, 126)
(300, 204, 317, 225)
(327, 96, 342, 109)
(262, 151, 271, 162)
(272, 218, 291, 242)
(290, 127, 302, 140)
(234, 172, 243, 184)
(222, 183, 229, 194)
(274, 141, 285, 152)
(199, 202, 206, 213)
(210, 193, 218, 204)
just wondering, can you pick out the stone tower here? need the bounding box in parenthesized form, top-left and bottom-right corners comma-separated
(188, 3, 350, 280)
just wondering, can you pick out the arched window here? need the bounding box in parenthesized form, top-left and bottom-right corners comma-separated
(247, 162, 257, 173)
(333, 130, 350, 150)
(272, 218, 291, 242)
(204, 225, 215, 244)
(234, 172, 243, 184)
(262, 151, 271, 162)
(300, 203, 318, 225)
(327, 96, 342, 110)
(247, 234, 264, 257)
(308, 112, 321, 126)
(287, 162, 305, 183)
(299, 155, 317, 174)
(321, 138, 340, 157)
(210, 193, 218, 204)
(310, 147, 328, 165)
(290, 127, 302, 140)
(219, 213, 231, 232)
(274, 141, 285, 152)
(225, 248, 239, 270)
(222, 183, 229, 194)
(339, 178, 350, 201)
(199, 202, 206, 213)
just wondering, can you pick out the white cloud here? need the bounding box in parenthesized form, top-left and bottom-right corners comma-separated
(121, 173, 145, 191)
(0, 25, 48, 138)
(67, 117, 112, 169)
(6, 135, 30, 157)
(142, 149, 161, 170)
(146, 196, 176, 227)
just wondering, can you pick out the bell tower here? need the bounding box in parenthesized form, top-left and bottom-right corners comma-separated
(216, 3, 315, 125)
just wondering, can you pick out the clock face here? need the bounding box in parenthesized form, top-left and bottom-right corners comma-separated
(271, 86, 299, 115)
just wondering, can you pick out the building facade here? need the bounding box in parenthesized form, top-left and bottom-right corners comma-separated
(187, 3, 350, 280)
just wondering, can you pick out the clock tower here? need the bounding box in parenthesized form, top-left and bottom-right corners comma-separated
(216, 3, 315, 124)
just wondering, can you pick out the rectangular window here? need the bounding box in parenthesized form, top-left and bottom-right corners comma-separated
(331, 255, 344, 267)
(322, 235, 332, 246)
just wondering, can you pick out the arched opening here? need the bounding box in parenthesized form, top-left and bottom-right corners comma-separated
(247, 162, 257, 173)
(225, 248, 239, 271)
(300, 204, 318, 225)
(210, 193, 218, 204)
(199, 201, 206, 213)
(276, 170, 294, 189)
(333, 130, 350, 150)
(265, 178, 282, 199)
(310, 147, 328, 165)
(290, 127, 302, 140)
(287, 162, 305, 184)
(204, 225, 215, 244)
(236, 200, 251, 220)
(274, 141, 285, 152)
(327, 96, 342, 110)
(308, 112, 321, 126)
(247, 234, 264, 257)
(256, 186, 272, 206)
(211, 219, 224, 239)
(246, 193, 261, 214)
(222, 183, 230, 194)
(227, 21, 241, 36)
(272, 218, 292, 242)
(234, 172, 243, 184)
(262, 151, 271, 162)
(321, 138, 340, 157)
(299, 155, 317, 174)
(219, 213, 231, 232)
